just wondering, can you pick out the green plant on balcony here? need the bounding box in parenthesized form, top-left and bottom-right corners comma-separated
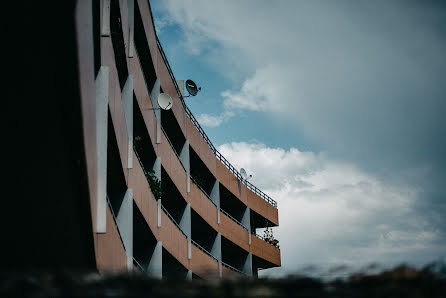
(263, 227, 280, 248)
(147, 170, 162, 200)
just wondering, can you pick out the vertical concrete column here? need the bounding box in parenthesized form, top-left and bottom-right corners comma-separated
(95, 66, 109, 233)
(243, 253, 253, 277)
(180, 204, 192, 259)
(150, 79, 161, 144)
(122, 75, 133, 169)
(211, 232, 222, 278)
(127, 0, 134, 57)
(101, 0, 111, 36)
(210, 180, 220, 224)
(186, 270, 192, 281)
(153, 157, 162, 227)
(117, 188, 133, 270)
(241, 207, 251, 244)
(179, 140, 190, 193)
(147, 241, 162, 279)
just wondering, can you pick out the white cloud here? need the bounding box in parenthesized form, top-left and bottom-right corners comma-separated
(218, 142, 445, 276)
(157, 0, 446, 276)
(196, 110, 234, 128)
(158, 0, 446, 172)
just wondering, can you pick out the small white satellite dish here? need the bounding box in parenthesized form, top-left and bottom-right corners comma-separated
(157, 93, 173, 110)
(240, 168, 248, 180)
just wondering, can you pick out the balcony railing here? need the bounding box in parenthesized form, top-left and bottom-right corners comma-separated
(160, 126, 187, 172)
(252, 231, 280, 248)
(149, 13, 277, 209)
(190, 175, 217, 208)
(222, 261, 248, 276)
(133, 257, 148, 275)
(106, 194, 126, 248)
(220, 208, 248, 232)
(160, 204, 187, 238)
(133, 146, 153, 183)
(191, 239, 218, 263)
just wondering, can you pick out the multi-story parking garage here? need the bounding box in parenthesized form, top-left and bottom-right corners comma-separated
(3, 0, 280, 279)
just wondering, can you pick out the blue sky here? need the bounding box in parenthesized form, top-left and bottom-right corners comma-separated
(151, 0, 446, 277)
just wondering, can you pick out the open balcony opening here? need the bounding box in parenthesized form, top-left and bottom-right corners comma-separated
(134, 1, 157, 92)
(161, 167, 187, 227)
(252, 254, 275, 274)
(133, 94, 157, 174)
(106, 110, 127, 215)
(191, 209, 217, 255)
(219, 183, 247, 228)
(161, 108, 186, 157)
(250, 209, 276, 231)
(92, 0, 100, 76)
(133, 202, 157, 271)
(189, 147, 216, 197)
(110, 0, 129, 89)
(221, 236, 249, 274)
(162, 248, 188, 280)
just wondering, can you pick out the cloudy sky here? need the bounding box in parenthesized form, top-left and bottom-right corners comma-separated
(151, 0, 446, 277)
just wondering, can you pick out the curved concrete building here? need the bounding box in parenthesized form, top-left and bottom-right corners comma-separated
(45, 0, 280, 279)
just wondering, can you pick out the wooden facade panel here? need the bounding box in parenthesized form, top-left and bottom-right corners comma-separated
(158, 133, 187, 199)
(102, 37, 130, 181)
(159, 212, 189, 268)
(250, 235, 281, 267)
(190, 245, 219, 279)
(129, 153, 159, 235)
(118, 0, 130, 56)
(129, 53, 158, 153)
(95, 206, 128, 272)
(222, 265, 243, 279)
(220, 213, 249, 252)
(188, 183, 218, 231)
(76, 0, 97, 234)
(136, 0, 158, 71)
(185, 116, 217, 176)
(247, 189, 279, 226)
(216, 161, 245, 204)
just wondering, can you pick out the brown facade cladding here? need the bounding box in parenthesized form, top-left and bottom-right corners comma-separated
(76, 0, 280, 279)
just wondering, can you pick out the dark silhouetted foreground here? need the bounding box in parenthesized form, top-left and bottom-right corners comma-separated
(1, 263, 445, 297)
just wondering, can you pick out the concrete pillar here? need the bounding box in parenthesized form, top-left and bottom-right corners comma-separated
(241, 207, 251, 244)
(153, 157, 161, 180)
(152, 157, 162, 227)
(186, 270, 192, 281)
(122, 75, 133, 169)
(179, 204, 191, 238)
(180, 204, 192, 259)
(127, 0, 134, 57)
(101, 0, 111, 36)
(179, 140, 190, 193)
(243, 253, 253, 277)
(117, 188, 133, 270)
(95, 66, 109, 233)
(157, 199, 162, 228)
(150, 79, 161, 144)
(211, 232, 222, 278)
(210, 180, 220, 224)
(147, 241, 162, 279)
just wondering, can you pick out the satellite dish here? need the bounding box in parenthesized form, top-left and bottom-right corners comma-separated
(240, 168, 248, 180)
(185, 79, 201, 97)
(157, 93, 173, 110)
